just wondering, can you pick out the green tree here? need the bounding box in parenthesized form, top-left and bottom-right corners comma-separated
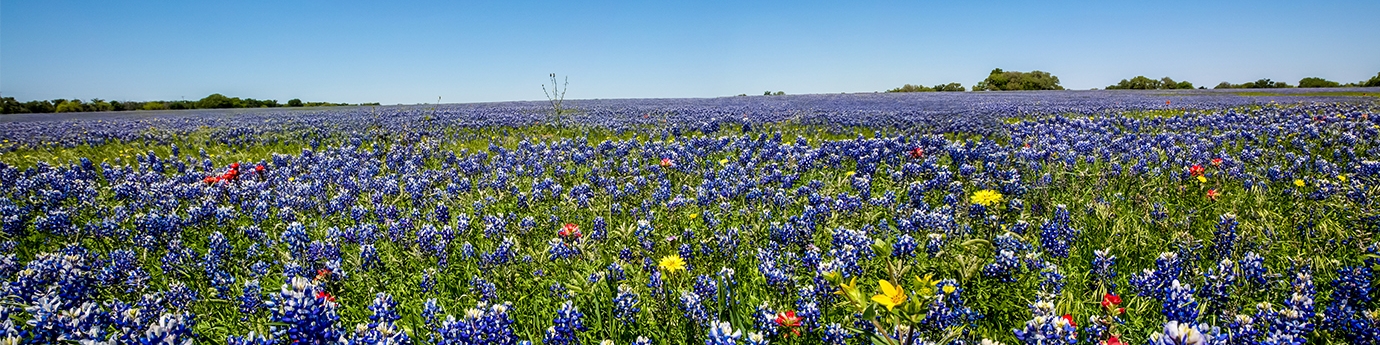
(886, 84, 933, 93)
(976, 68, 1063, 91)
(142, 102, 168, 110)
(1363, 72, 1380, 87)
(287, 98, 304, 107)
(1298, 77, 1340, 88)
(55, 100, 85, 113)
(933, 83, 964, 92)
(198, 93, 235, 109)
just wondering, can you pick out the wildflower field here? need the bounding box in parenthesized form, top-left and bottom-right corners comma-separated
(3, 89, 1380, 345)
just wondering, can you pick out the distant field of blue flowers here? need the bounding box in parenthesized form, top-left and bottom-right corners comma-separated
(2, 88, 1380, 345)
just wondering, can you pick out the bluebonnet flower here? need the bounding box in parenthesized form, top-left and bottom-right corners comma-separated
(1038, 205, 1076, 259)
(1322, 266, 1376, 343)
(613, 285, 640, 326)
(268, 277, 342, 345)
(894, 234, 918, 259)
(1012, 300, 1077, 345)
(240, 279, 263, 320)
(470, 276, 498, 302)
(1130, 252, 1183, 300)
(228, 331, 275, 345)
(1199, 259, 1236, 318)
(422, 298, 445, 332)
(421, 268, 438, 293)
(141, 312, 197, 345)
(679, 291, 712, 327)
(1091, 248, 1117, 291)
(745, 331, 769, 345)
(1211, 214, 1238, 260)
(694, 274, 720, 304)
(1146, 321, 1215, 345)
(360, 244, 379, 270)
(166, 282, 198, 311)
(1163, 279, 1200, 324)
(548, 238, 581, 261)
(339, 321, 412, 345)
(705, 320, 743, 345)
(369, 292, 401, 325)
(821, 323, 852, 345)
(433, 302, 518, 345)
(1239, 252, 1267, 287)
(924, 279, 980, 332)
(543, 301, 586, 345)
(1039, 265, 1066, 297)
(926, 232, 945, 257)
(633, 336, 653, 345)
(753, 302, 779, 338)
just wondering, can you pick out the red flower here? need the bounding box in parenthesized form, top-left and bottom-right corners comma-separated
(255, 164, 265, 173)
(1101, 293, 1124, 315)
(774, 310, 802, 336)
(660, 158, 673, 167)
(1101, 293, 1121, 308)
(316, 268, 332, 281)
(230, 162, 240, 170)
(1061, 314, 1077, 328)
(908, 147, 924, 159)
(1188, 164, 1205, 177)
(316, 290, 336, 302)
(1166, 100, 1171, 105)
(1103, 335, 1124, 345)
(1207, 189, 1220, 200)
(1211, 158, 1223, 166)
(559, 223, 582, 238)
(203, 176, 219, 184)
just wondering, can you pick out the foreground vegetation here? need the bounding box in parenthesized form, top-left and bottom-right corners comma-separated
(0, 93, 1378, 344)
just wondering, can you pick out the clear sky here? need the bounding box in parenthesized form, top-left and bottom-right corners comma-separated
(2, 1, 1378, 104)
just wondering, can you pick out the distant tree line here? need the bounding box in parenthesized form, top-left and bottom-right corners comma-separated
(886, 82, 965, 93)
(1, 93, 380, 114)
(1106, 76, 1195, 90)
(974, 68, 1064, 91)
(1214, 73, 1380, 89)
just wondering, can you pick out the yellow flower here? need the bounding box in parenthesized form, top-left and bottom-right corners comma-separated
(718, 158, 729, 166)
(1339, 175, 1347, 182)
(658, 255, 686, 273)
(835, 276, 858, 296)
(688, 213, 698, 220)
(1294, 179, 1305, 187)
(845, 171, 856, 176)
(971, 189, 1003, 207)
(942, 285, 956, 294)
(1196, 176, 1207, 183)
(871, 280, 906, 310)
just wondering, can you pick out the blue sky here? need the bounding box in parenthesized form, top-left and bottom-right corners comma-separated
(3, 1, 1378, 104)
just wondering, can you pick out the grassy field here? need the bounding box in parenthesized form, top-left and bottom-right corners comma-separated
(0, 99, 1378, 345)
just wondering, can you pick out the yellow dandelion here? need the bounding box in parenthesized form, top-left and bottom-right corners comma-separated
(971, 189, 1003, 207)
(1197, 176, 1207, 183)
(845, 171, 856, 177)
(942, 284, 956, 294)
(718, 158, 729, 166)
(1294, 179, 1305, 187)
(1339, 175, 1347, 182)
(658, 255, 686, 273)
